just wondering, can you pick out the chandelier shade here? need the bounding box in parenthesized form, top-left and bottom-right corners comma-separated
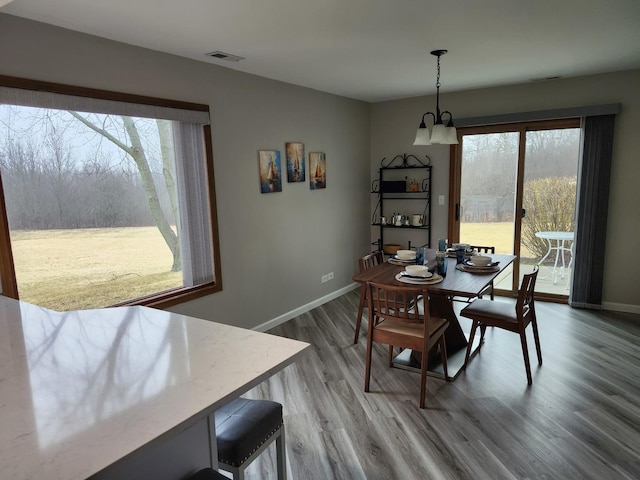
(413, 50, 458, 146)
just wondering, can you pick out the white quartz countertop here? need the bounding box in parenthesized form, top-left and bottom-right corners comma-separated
(0, 296, 309, 480)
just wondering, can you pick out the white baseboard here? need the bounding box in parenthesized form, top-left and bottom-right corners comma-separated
(601, 302, 640, 315)
(253, 285, 640, 332)
(253, 283, 360, 333)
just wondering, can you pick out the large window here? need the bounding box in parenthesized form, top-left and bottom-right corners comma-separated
(0, 76, 221, 310)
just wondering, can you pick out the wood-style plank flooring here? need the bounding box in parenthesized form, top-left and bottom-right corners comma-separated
(238, 291, 640, 479)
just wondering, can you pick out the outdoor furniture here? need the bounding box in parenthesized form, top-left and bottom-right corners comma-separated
(354, 250, 385, 343)
(535, 231, 574, 284)
(461, 266, 541, 385)
(365, 281, 449, 409)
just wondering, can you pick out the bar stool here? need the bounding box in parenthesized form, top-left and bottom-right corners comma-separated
(214, 397, 286, 480)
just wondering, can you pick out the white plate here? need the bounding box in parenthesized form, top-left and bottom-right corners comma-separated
(392, 255, 416, 262)
(464, 260, 499, 269)
(456, 264, 499, 274)
(395, 273, 443, 285)
(401, 270, 433, 279)
(466, 261, 493, 268)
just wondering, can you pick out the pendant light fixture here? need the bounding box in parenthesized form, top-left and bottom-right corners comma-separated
(413, 49, 458, 145)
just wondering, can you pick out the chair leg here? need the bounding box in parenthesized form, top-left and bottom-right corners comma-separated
(354, 285, 366, 344)
(276, 427, 287, 480)
(464, 320, 479, 368)
(480, 324, 488, 344)
(531, 315, 543, 365)
(439, 337, 448, 381)
(419, 350, 428, 409)
(364, 334, 373, 392)
(519, 329, 533, 385)
(387, 345, 394, 367)
(489, 280, 495, 301)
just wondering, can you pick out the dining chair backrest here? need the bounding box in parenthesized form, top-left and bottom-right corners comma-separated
(359, 250, 384, 273)
(353, 250, 385, 344)
(470, 245, 495, 254)
(368, 281, 425, 326)
(516, 265, 539, 320)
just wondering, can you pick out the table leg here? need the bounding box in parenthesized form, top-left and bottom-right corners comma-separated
(392, 294, 479, 381)
(552, 239, 562, 284)
(353, 283, 367, 344)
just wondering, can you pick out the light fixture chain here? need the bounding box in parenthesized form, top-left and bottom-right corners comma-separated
(436, 55, 441, 89)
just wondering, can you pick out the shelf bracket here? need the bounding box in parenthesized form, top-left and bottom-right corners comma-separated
(380, 153, 431, 168)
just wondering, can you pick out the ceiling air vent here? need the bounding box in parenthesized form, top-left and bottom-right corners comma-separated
(205, 51, 245, 62)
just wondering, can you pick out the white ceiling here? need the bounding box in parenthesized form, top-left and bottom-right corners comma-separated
(2, 0, 640, 102)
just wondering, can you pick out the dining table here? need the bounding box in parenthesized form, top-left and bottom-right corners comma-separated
(352, 249, 516, 380)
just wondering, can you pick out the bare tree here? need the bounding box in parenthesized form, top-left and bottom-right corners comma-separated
(67, 112, 181, 271)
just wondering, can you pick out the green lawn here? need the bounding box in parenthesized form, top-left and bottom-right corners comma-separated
(11, 227, 181, 311)
(460, 222, 535, 259)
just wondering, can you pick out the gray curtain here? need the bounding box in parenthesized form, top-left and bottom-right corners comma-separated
(569, 114, 616, 308)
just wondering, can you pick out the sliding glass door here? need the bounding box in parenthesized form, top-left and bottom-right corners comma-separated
(450, 119, 581, 299)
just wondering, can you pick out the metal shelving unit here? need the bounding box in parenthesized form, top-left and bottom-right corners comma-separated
(372, 154, 432, 252)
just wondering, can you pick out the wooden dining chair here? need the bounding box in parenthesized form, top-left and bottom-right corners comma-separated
(469, 245, 496, 300)
(353, 251, 385, 344)
(365, 281, 449, 409)
(461, 265, 541, 385)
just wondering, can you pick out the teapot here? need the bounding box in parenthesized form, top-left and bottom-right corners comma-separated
(392, 213, 407, 226)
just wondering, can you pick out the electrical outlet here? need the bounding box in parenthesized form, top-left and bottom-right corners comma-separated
(439, 195, 445, 205)
(327, 272, 334, 280)
(321, 274, 328, 283)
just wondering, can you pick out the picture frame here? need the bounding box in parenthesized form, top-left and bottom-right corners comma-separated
(258, 150, 282, 193)
(309, 152, 326, 190)
(285, 142, 305, 182)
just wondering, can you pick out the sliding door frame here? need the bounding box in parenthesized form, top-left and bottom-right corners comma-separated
(448, 118, 580, 299)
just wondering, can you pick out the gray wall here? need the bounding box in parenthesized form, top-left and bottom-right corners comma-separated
(371, 70, 640, 312)
(1, 13, 637, 320)
(0, 14, 371, 329)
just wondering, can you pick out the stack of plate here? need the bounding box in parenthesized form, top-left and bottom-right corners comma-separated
(395, 271, 443, 285)
(457, 259, 500, 273)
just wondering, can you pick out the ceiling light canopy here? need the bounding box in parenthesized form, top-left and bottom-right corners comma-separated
(413, 50, 458, 146)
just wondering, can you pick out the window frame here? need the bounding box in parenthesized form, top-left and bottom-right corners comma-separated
(0, 75, 222, 309)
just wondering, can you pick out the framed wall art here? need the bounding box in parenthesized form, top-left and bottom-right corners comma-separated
(286, 142, 305, 182)
(258, 150, 282, 193)
(309, 152, 326, 190)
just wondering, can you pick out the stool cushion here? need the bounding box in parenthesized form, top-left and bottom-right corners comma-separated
(215, 397, 283, 467)
(187, 467, 228, 480)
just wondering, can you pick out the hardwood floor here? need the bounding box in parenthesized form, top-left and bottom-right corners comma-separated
(239, 291, 640, 479)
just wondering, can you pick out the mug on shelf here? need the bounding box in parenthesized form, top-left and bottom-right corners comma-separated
(411, 214, 424, 226)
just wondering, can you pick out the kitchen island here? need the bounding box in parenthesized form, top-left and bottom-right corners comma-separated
(0, 296, 309, 480)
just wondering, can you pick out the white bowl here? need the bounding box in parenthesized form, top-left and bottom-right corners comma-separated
(470, 254, 492, 266)
(405, 265, 431, 277)
(396, 249, 416, 260)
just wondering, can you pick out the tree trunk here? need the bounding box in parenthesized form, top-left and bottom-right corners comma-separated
(122, 117, 181, 271)
(156, 120, 181, 271)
